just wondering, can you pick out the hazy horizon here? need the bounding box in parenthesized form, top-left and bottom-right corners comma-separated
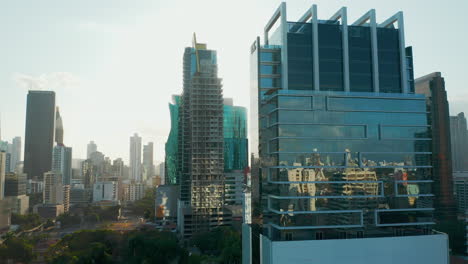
(1, 0, 467, 164)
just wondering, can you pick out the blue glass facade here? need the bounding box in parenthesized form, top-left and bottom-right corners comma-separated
(250, 6, 434, 242)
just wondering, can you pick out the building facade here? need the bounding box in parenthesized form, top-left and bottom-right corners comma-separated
(454, 172, 468, 213)
(450, 113, 468, 172)
(93, 181, 118, 202)
(87, 141, 97, 158)
(43, 171, 69, 212)
(24, 91, 56, 180)
(4, 172, 27, 197)
(415, 72, 457, 221)
(177, 35, 229, 238)
(10, 137, 21, 173)
(165, 95, 181, 185)
(123, 182, 145, 202)
(246, 3, 447, 263)
(52, 145, 72, 185)
(130, 133, 142, 182)
(143, 142, 154, 182)
(0, 152, 5, 199)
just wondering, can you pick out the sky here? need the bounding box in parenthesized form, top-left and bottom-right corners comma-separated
(1, 0, 467, 164)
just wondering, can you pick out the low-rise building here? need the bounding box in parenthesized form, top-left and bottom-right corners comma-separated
(123, 182, 145, 202)
(6, 194, 29, 215)
(93, 181, 118, 202)
(33, 204, 64, 219)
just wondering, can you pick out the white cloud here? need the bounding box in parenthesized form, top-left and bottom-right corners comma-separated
(13, 72, 80, 90)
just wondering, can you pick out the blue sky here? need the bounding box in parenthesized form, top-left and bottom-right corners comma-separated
(1, 0, 467, 163)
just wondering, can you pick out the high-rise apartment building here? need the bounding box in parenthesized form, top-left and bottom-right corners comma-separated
(43, 171, 65, 205)
(176, 35, 228, 238)
(245, 4, 448, 263)
(0, 151, 9, 228)
(112, 158, 124, 178)
(24, 91, 56, 180)
(4, 172, 27, 197)
(143, 142, 154, 181)
(52, 145, 72, 185)
(10, 137, 21, 173)
(82, 159, 95, 189)
(450, 113, 468, 171)
(454, 172, 468, 213)
(130, 133, 142, 182)
(87, 141, 97, 159)
(415, 72, 456, 221)
(55, 107, 64, 145)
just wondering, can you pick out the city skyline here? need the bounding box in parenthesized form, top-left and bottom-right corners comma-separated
(1, 0, 467, 163)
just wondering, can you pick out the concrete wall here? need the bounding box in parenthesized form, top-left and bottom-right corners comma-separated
(261, 234, 449, 264)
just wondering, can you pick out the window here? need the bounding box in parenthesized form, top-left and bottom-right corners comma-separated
(315, 232, 323, 240)
(357, 231, 364, 238)
(285, 232, 293, 241)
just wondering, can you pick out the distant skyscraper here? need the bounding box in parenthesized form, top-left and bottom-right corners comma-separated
(143, 142, 154, 181)
(130, 133, 142, 182)
(10, 137, 21, 173)
(82, 159, 95, 189)
(52, 145, 72, 185)
(89, 151, 105, 178)
(55, 107, 64, 145)
(87, 141, 97, 158)
(158, 162, 165, 185)
(415, 72, 457, 221)
(112, 158, 124, 178)
(245, 4, 447, 263)
(24, 91, 56, 180)
(450, 113, 468, 171)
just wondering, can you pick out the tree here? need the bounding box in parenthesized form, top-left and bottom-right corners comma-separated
(0, 236, 35, 263)
(128, 189, 156, 220)
(11, 213, 42, 230)
(189, 227, 242, 264)
(56, 213, 81, 228)
(125, 230, 184, 264)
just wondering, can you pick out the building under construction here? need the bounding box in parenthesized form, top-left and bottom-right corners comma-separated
(177, 34, 230, 238)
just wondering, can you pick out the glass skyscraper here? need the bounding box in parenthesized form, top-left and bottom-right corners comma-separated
(24, 90, 56, 181)
(246, 3, 448, 264)
(165, 95, 181, 185)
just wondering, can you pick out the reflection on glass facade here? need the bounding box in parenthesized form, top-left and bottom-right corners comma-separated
(250, 4, 435, 242)
(224, 104, 248, 172)
(165, 95, 181, 185)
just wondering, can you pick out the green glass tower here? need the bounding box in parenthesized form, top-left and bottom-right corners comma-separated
(165, 95, 181, 185)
